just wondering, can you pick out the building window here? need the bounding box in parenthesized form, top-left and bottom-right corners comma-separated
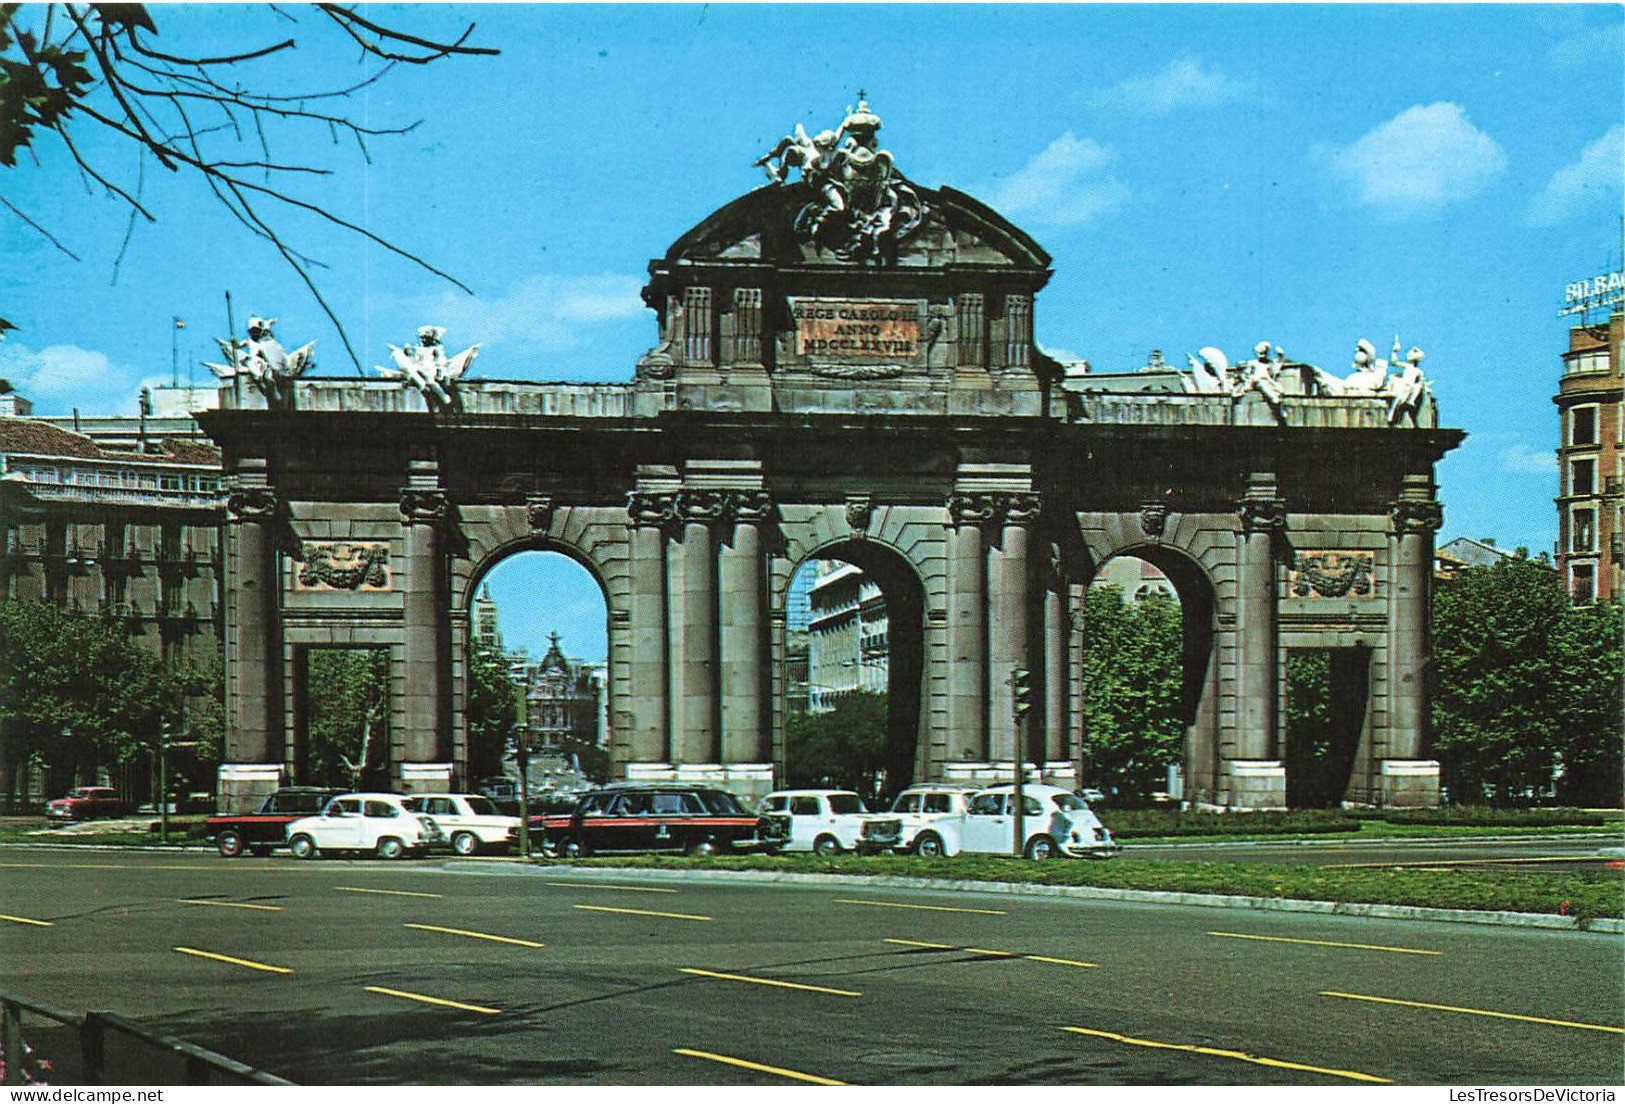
(1572, 458, 1596, 497)
(1571, 406, 1598, 447)
(1571, 563, 1596, 604)
(1572, 508, 1595, 554)
(1566, 352, 1609, 376)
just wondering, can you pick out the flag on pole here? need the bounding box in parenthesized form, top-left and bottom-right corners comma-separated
(173, 317, 185, 330)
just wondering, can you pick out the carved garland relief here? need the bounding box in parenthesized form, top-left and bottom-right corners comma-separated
(293, 541, 392, 591)
(1288, 550, 1376, 600)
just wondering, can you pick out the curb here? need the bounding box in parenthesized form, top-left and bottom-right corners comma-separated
(442, 861, 1625, 935)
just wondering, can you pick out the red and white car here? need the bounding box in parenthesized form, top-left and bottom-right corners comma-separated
(45, 786, 126, 821)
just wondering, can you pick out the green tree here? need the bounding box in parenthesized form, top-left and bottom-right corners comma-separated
(466, 639, 520, 781)
(303, 647, 389, 789)
(0, 599, 168, 796)
(786, 690, 888, 801)
(1545, 598, 1623, 807)
(1429, 554, 1571, 803)
(1080, 584, 1185, 803)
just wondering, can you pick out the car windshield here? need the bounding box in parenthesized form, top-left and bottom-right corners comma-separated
(462, 796, 498, 816)
(698, 791, 745, 816)
(827, 793, 866, 814)
(1051, 793, 1089, 811)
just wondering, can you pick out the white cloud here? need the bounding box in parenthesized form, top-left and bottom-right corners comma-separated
(984, 133, 1130, 226)
(0, 341, 147, 415)
(404, 272, 646, 357)
(1090, 58, 1249, 115)
(1497, 442, 1557, 476)
(1529, 125, 1624, 227)
(1327, 103, 1506, 215)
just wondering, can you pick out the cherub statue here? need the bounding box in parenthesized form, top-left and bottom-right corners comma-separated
(205, 316, 314, 405)
(1232, 340, 1286, 419)
(754, 123, 840, 185)
(1386, 342, 1429, 426)
(377, 325, 479, 411)
(1180, 346, 1231, 394)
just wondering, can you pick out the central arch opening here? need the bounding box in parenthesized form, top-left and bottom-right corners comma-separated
(784, 540, 924, 803)
(466, 547, 610, 796)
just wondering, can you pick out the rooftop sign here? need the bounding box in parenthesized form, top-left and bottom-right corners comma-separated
(1562, 270, 1625, 316)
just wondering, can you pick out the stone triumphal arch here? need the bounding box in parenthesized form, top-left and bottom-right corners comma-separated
(201, 102, 1461, 813)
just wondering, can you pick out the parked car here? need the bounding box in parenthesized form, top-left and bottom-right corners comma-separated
(206, 787, 345, 857)
(756, 789, 876, 855)
(531, 785, 759, 857)
(874, 782, 1119, 859)
(45, 787, 125, 821)
(284, 793, 445, 859)
(401, 793, 520, 856)
(876, 783, 980, 855)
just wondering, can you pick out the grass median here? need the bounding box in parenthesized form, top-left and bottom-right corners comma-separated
(547, 851, 1625, 927)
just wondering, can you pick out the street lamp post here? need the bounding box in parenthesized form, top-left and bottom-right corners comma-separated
(1011, 667, 1034, 856)
(514, 725, 532, 860)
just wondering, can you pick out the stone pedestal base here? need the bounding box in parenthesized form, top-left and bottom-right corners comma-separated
(217, 763, 282, 815)
(622, 761, 777, 804)
(1379, 759, 1440, 808)
(1223, 759, 1287, 810)
(397, 762, 454, 794)
(941, 761, 1077, 788)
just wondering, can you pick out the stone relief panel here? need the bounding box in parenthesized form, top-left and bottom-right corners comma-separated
(1288, 550, 1376, 599)
(293, 541, 392, 591)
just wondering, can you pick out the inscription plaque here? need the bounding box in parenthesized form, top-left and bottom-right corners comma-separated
(792, 298, 920, 361)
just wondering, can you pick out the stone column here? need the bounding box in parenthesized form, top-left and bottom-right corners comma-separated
(1231, 481, 1286, 808)
(1044, 579, 1068, 763)
(399, 481, 451, 791)
(678, 490, 726, 764)
(627, 492, 675, 764)
(1385, 492, 1443, 806)
(220, 481, 282, 812)
(721, 491, 772, 764)
(989, 493, 1039, 763)
(947, 494, 994, 761)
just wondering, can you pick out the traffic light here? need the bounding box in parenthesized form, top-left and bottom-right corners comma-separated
(1012, 667, 1034, 720)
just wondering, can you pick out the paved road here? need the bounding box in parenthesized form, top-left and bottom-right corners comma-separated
(2, 848, 1620, 1086)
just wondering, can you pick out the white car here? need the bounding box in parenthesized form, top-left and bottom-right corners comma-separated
(285, 793, 445, 860)
(874, 782, 1118, 859)
(402, 793, 520, 856)
(756, 789, 875, 855)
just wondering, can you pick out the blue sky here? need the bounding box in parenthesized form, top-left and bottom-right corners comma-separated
(3, 4, 1621, 662)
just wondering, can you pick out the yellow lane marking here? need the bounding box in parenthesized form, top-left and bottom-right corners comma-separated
(365, 985, 501, 1015)
(674, 1048, 845, 1086)
(543, 881, 679, 894)
(575, 904, 711, 921)
(1062, 1026, 1391, 1084)
(1024, 954, 1100, 969)
(680, 968, 861, 998)
(178, 899, 282, 912)
(404, 923, 545, 948)
(173, 946, 292, 974)
(1321, 991, 1625, 1034)
(1209, 931, 1441, 956)
(334, 886, 443, 899)
(0, 913, 53, 927)
(0, 862, 123, 869)
(883, 938, 1098, 968)
(834, 898, 1006, 916)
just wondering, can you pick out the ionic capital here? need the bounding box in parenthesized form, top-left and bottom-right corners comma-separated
(947, 492, 999, 527)
(627, 490, 677, 527)
(1236, 497, 1287, 535)
(1000, 491, 1043, 526)
(400, 489, 451, 525)
(676, 489, 730, 525)
(730, 490, 776, 524)
(226, 488, 278, 524)
(1390, 499, 1443, 536)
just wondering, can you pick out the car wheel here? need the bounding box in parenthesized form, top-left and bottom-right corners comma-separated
(1024, 834, 1058, 860)
(686, 837, 719, 857)
(914, 831, 946, 858)
(451, 831, 480, 857)
(289, 834, 317, 860)
(813, 834, 842, 857)
(215, 829, 245, 858)
(561, 836, 587, 859)
(375, 836, 405, 860)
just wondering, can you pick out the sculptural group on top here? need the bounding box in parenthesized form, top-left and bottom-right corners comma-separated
(205, 316, 314, 406)
(376, 325, 480, 412)
(756, 97, 929, 265)
(1179, 337, 1432, 426)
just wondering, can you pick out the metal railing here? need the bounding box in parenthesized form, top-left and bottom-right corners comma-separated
(1, 992, 292, 1086)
